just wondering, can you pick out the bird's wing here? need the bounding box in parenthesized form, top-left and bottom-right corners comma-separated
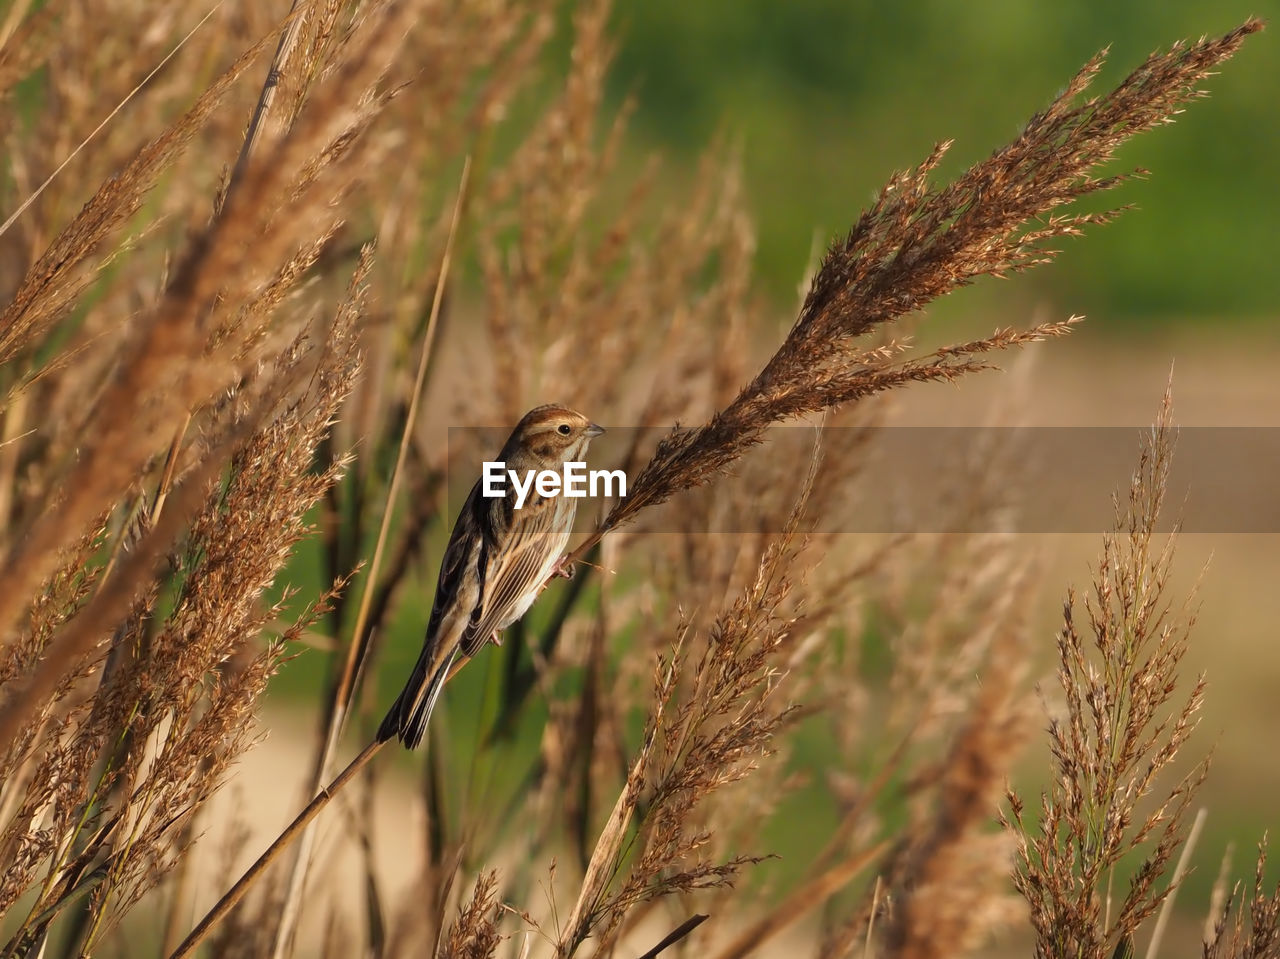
(420, 479, 488, 668)
(377, 478, 487, 745)
(460, 501, 564, 657)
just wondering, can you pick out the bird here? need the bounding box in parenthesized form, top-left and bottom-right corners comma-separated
(377, 404, 604, 749)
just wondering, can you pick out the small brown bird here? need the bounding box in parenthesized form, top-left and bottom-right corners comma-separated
(378, 405, 604, 749)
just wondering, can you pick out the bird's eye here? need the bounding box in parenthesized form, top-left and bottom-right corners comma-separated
(557, 424, 572, 436)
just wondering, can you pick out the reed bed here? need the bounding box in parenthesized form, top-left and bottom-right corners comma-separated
(0, 2, 1272, 957)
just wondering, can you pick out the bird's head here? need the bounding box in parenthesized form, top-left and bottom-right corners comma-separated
(504, 404, 604, 465)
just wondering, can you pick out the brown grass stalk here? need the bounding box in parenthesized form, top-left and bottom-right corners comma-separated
(1006, 392, 1213, 958)
(227, 0, 312, 198)
(269, 156, 471, 959)
(712, 841, 890, 959)
(1202, 838, 1280, 957)
(0, 400, 270, 749)
(0, 11, 285, 366)
(166, 739, 387, 959)
(0, 4, 223, 243)
(1147, 806, 1208, 958)
(554, 20, 1262, 580)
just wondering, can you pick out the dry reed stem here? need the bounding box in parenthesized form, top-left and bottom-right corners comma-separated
(1204, 844, 1236, 946)
(1202, 837, 1280, 958)
(228, 0, 312, 199)
(712, 841, 890, 959)
(635, 914, 709, 959)
(0, 13, 285, 365)
(1146, 806, 1208, 958)
(0, 4, 223, 242)
(1007, 391, 1213, 958)
(271, 157, 471, 958)
(166, 739, 386, 959)
(555, 686, 665, 956)
(0, 0, 37, 53)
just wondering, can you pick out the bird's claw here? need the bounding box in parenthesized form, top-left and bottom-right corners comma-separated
(553, 554, 576, 580)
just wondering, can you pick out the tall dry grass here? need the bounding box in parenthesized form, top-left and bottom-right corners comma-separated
(0, 1, 1272, 957)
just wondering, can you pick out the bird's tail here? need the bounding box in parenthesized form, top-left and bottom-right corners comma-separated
(376, 646, 460, 750)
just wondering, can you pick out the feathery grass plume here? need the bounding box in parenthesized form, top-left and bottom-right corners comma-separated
(0, 0, 422, 748)
(1005, 395, 1211, 958)
(0, 245, 367, 954)
(494, 428, 839, 876)
(550, 459, 828, 957)
(1203, 839, 1280, 959)
(0, 6, 386, 931)
(0, 18, 281, 366)
(699, 419, 1038, 959)
(583, 20, 1261, 546)
(1, 238, 364, 951)
(441, 871, 504, 959)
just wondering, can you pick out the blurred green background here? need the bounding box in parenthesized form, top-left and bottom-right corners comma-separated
(581, 0, 1277, 328)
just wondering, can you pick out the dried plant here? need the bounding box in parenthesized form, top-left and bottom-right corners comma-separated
(1203, 839, 1280, 959)
(554, 471, 819, 956)
(442, 872, 504, 959)
(0, 2, 1270, 958)
(1005, 397, 1210, 958)
(605, 20, 1254, 532)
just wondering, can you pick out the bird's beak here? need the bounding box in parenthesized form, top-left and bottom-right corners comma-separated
(586, 423, 605, 438)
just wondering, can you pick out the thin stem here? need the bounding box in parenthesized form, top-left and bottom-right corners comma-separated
(710, 842, 888, 959)
(152, 0, 316, 534)
(635, 914, 709, 959)
(166, 740, 385, 959)
(269, 157, 471, 959)
(1144, 807, 1207, 959)
(228, 0, 312, 206)
(0, 3, 225, 242)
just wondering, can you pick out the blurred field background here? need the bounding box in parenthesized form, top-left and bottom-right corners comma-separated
(0, 0, 1276, 956)
(600, 1, 1280, 326)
